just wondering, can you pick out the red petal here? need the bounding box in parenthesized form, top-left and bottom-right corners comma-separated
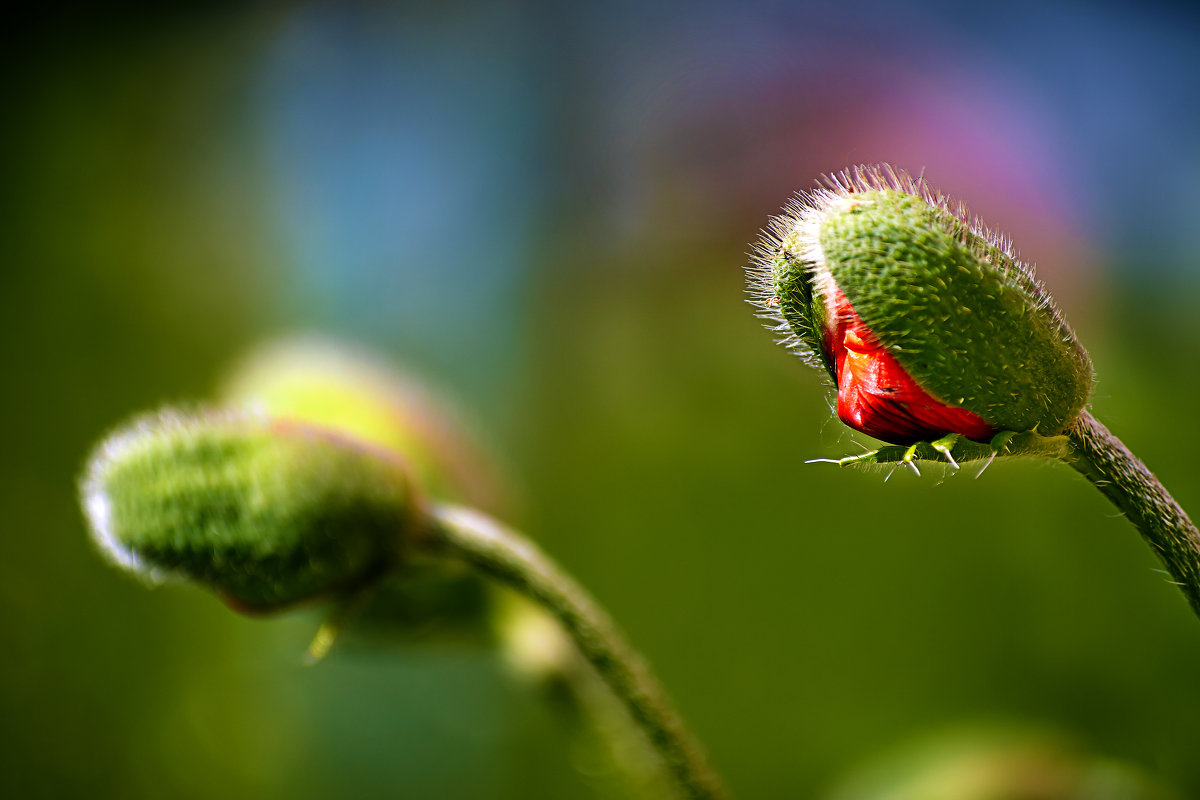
(825, 290, 995, 445)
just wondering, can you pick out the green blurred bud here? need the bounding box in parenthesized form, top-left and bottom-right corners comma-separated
(219, 338, 516, 655)
(824, 725, 1177, 800)
(751, 165, 1093, 439)
(220, 337, 506, 513)
(82, 410, 422, 613)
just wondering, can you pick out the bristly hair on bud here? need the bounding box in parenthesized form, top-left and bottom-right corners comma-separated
(747, 164, 1094, 445)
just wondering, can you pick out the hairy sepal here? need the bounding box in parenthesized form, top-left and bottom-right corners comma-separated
(815, 430, 1073, 470)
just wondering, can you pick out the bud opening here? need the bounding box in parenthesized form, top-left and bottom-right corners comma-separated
(749, 164, 1093, 443)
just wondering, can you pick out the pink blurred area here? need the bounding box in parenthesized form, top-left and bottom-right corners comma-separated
(589, 46, 1092, 307)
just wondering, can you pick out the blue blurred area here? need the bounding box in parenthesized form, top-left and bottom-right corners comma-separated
(5, 1, 1200, 798)
(254, 4, 545, 394)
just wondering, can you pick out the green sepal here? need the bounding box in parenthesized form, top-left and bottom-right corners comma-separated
(771, 250, 834, 380)
(812, 429, 1072, 471)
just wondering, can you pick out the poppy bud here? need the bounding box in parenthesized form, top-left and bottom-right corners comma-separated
(81, 410, 422, 612)
(217, 338, 508, 654)
(750, 165, 1093, 445)
(220, 337, 506, 514)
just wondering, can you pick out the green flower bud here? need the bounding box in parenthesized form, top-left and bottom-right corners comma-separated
(750, 164, 1093, 442)
(216, 338, 510, 652)
(81, 410, 422, 612)
(220, 337, 506, 513)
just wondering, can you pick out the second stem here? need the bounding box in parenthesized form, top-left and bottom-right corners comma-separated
(425, 503, 729, 800)
(1065, 410, 1200, 619)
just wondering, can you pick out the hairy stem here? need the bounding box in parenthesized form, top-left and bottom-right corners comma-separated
(1065, 410, 1200, 619)
(551, 638, 678, 799)
(426, 504, 729, 800)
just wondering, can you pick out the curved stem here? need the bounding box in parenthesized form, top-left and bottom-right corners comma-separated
(425, 504, 729, 800)
(1065, 410, 1200, 619)
(546, 626, 679, 799)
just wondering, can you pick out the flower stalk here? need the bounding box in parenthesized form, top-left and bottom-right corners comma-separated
(82, 400, 728, 799)
(749, 163, 1200, 621)
(427, 504, 729, 800)
(1065, 411, 1200, 618)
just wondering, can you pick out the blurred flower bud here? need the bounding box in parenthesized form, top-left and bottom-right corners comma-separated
(220, 338, 516, 654)
(824, 725, 1177, 800)
(81, 410, 422, 613)
(750, 165, 1093, 445)
(220, 336, 506, 514)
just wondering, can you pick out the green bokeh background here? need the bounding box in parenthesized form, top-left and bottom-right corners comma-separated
(5, 4, 1200, 799)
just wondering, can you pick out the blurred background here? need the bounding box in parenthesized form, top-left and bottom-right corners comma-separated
(5, 1, 1200, 797)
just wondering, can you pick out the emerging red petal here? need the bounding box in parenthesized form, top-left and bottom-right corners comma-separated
(825, 289, 995, 445)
